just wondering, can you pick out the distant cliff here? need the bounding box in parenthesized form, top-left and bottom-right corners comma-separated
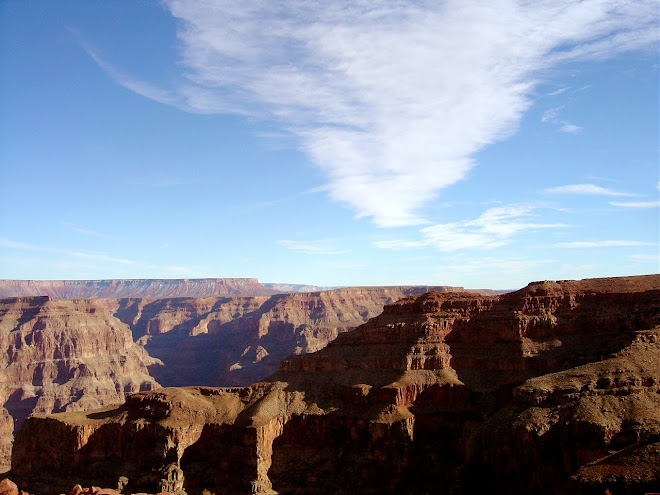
(0, 278, 278, 298)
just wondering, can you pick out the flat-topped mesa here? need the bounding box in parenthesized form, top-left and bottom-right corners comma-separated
(0, 278, 277, 299)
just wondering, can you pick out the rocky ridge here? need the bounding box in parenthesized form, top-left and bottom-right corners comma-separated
(0, 279, 277, 299)
(11, 275, 660, 494)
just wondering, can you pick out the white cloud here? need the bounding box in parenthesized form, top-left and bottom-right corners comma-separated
(278, 239, 347, 255)
(555, 240, 652, 248)
(89, 1, 658, 227)
(541, 105, 583, 133)
(559, 123, 583, 134)
(374, 205, 567, 252)
(438, 257, 553, 273)
(69, 251, 134, 265)
(0, 238, 40, 250)
(610, 200, 660, 208)
(547, 87, 569, 97)
(0, 237, 206, 276)
(62, 222, 106, 238)
(541, 106, 562, 123)
(628, 253, 659, 262)
(545, 184, 635, 196)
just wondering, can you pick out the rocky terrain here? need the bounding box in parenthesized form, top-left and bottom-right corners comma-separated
(10, 275, 660, 494)
(0, 285, 460, 470)
(0, 297, 160, 471)
(0, 279, 277, 299)
(115, 286, 461, 387)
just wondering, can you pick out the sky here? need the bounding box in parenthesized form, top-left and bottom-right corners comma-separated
(0, 0, 658, 289)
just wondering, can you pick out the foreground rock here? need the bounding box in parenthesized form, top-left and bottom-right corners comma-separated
(11, 275, 660, 494)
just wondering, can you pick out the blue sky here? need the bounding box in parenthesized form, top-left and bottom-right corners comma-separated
(0, 0, 658, 289)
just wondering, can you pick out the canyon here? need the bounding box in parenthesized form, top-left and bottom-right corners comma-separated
(0, 284, 461, 471)
(9, 275, 660, 494)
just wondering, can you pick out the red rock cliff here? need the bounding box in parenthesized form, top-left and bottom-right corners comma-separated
(0, 296, 160, 470)
(0, 285, 461, 471)
(11, 275, 660, 495)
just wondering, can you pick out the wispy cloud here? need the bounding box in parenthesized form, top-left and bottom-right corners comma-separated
(559, 123, 583, 134)
(610, 200, 660, 208)
(437, 257, 553, 274)
(0, 238, 136, 264)
(0, 237, 205, 276)
(85, 2, 657, 227)
(124, 175, 195, 189)
(374, 205, 567, 252)
(547, 87, 569, 97)
(545, 184, 635, 196)
(0, 238, 40, 250)
(71, 28, 181, 109)
(62, 222, 106, 238)
(541, 105, 583, 133)
(555, 240, 652, 248)
(278, 239, 347, 255)
(68, 251, 134, 265)
(628, 253, 659, 262)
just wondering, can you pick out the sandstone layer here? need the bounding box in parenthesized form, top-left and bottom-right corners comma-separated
(112, 286, 461, 386)
(0, 286, 460, 470)
(0, 297, 161, 470)
(12, 275, 660, 495)
(0, 279, 277, 299)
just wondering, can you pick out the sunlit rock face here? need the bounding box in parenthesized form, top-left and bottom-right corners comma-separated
(0, 285, 461, 471)
(0, 296, 160, 470)
(12, 275, 660, 495)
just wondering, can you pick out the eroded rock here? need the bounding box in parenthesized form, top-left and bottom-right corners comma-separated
(11, 275, 660, 494)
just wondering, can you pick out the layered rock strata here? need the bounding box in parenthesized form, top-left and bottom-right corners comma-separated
(12, 275, 660, 494)
(0, 297, 160, 470)
(0, 279, 276, 299)
(0, 286, 459, 470)
(113, 286, 461, 386)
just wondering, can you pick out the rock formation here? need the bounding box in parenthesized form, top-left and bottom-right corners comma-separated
(0, 297, 160, 470)
(11, 275, 660, 494)
(0, 279, 277, 299)
(113, 286, 461, 386)
(0, 286, 460, 471)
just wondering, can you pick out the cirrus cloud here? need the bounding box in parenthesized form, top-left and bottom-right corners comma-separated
(90, 1, 658, 227)
(555, 240, 652, 248)
(545, 184, 635, 196)
(374, 205, 568, 252)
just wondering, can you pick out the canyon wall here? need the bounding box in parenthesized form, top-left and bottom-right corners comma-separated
(0, 285, 460, 471)
(0, 296, 160, 471)
(113, 285, 461, 387)
(0, 279, 277, 299)
(11, 275, 660, 494)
